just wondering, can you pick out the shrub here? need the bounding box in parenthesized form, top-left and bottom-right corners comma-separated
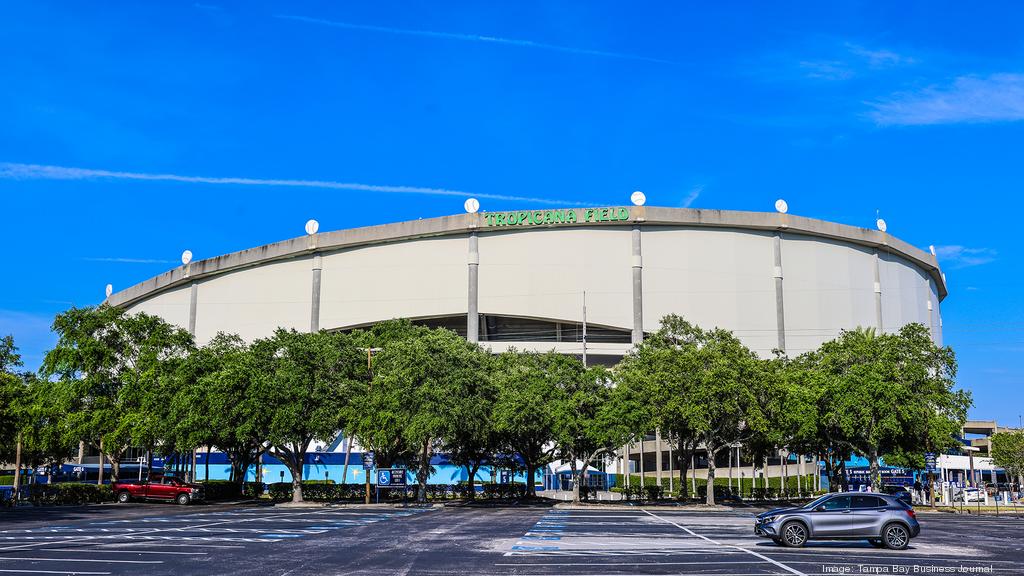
(480, 483, 527, 500)
(242, 482, 265, 498)
(268, 482, 293, 501)
(202, 480, 242, 500)
(27, 483, 114, 505)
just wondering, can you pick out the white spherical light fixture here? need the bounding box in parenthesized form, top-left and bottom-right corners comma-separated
(876, 218, 887, 233)
(105, 284, 113, 298)
(774, 199, 789, 214)
(181, 250, 193, 265)
(630, 191, 646, 206)
(464, 198, 480, 214)
(305, 219, 320, 235)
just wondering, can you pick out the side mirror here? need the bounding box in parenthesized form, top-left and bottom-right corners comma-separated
(815, 505, 826, 512)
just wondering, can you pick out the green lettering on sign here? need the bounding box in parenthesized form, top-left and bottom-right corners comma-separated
(482, 207, 630, 228)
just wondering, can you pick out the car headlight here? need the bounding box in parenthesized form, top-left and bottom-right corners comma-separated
(760, 516, 776, 524)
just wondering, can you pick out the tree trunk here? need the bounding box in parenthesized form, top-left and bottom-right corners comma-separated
(678, 454, 690, 499)
(12, 433, 22, 501)
(868, 448, 880, 491)
(98, 439, 105, 485)
(341, 435, 353, 485)
(416, 439, 431, 503)
(706, 447, 718, 506)
(572, 463, 589, 504)
(465, 463, 479, 499)
(290, 458, 304, 503)
(525, 463, 536, 497)
(205, 446, 211, 482)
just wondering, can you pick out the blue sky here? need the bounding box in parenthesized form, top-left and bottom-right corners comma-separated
(1, 1, 1022, 426)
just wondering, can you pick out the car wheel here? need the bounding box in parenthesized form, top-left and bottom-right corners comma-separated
(868, 538, 885, 548)
(882, 523, 910, 550)
(176, 493, 191, 505)
(117, 491, 131, 504)
(780, 521, 808, 548)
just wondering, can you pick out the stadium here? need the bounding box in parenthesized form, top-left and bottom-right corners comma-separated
(101, 204, 946, 488)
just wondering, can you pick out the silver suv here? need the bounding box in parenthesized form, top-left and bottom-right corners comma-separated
(754, 492, 920, 549)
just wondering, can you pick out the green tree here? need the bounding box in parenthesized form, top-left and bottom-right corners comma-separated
(553, 363, 627, 504)
(615, 315, 702, 497)
(441, 357, 497, 497)
(809, 324, 968, 490)
(0, 336, 27, 467)
(689, 328, 768, 505)
(491, 350, 571, 497)
(990, 431, 1024, 490)
(41, 306, 194, 481)
(170, 333, 269, 484)
(345, 320, 433, 471)
(367, 327, 491, 502)
(252, 329, 365, 503)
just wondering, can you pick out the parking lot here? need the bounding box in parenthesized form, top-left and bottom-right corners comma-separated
(0, 503, 1021, 575)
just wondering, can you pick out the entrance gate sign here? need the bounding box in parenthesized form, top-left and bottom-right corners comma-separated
(362, 452, 375, 470)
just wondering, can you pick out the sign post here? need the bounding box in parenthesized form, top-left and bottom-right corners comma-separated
(362, 452, 375, 505)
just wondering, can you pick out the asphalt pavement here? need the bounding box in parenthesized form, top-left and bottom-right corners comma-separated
(0, 502, 1021, 575)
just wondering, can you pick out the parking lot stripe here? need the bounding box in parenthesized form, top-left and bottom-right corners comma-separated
(642, 509, 806, 576)
(0, 557, 161, 564)
(39, 548, 207, 555)
(0, 565, 111, 569)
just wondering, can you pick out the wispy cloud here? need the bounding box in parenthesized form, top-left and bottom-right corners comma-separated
(869, 74, 1024, 126)
(680, 185, 702, 208)
(799, 60, 854, 81)
(845, 43, 914, 68)
(274, 14, 677, 65)
(82, 257, 177, 264)
(934, 245, 998, 268)
(0, 163, 588, 206)
(798, 42, 912, 81)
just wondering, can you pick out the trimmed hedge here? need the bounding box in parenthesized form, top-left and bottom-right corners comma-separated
(201, 480, 266, 500)
(27, 483, 114, 505)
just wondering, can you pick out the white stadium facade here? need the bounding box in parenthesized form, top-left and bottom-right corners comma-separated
(108, 205, 945, 359)
(105, 205, 947, 489)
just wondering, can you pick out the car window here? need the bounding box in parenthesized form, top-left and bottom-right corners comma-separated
(821, 496, 851, 510)
(804, 494, 832, 509)
(852, 495, 886, 508)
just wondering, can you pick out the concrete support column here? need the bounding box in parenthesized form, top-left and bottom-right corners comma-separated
(187, 282, 198, 337)
(311, 255, 322, 333)
(467, 232, 479, 343)
(873, 252, 883, 332)
(631, 225, 644, 345)
(772, 233, 786, 352)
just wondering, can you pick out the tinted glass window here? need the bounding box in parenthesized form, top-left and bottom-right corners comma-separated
(852, 495, 886, 508)
(821, 496, 851, 510)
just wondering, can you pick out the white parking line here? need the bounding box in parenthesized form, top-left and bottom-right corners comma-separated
(642, 509, 806, 576)
(0, 557, 161, 564)
(0, 565, 111, 569)
(0, 508, 356, 552)
(39, 548, 207, 555)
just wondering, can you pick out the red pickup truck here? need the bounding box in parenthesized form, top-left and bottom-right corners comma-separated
(112, 475, 205, 505)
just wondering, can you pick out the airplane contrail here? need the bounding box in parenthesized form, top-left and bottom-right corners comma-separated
(274, 14, 678, 65)
(0, 163, 588, 206)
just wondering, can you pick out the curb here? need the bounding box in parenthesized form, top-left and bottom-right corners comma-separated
(272, 501, 444, 509)
(553, 502, 737, 512)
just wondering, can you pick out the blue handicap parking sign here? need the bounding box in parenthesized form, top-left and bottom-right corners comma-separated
(376, 468, 407, 487)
